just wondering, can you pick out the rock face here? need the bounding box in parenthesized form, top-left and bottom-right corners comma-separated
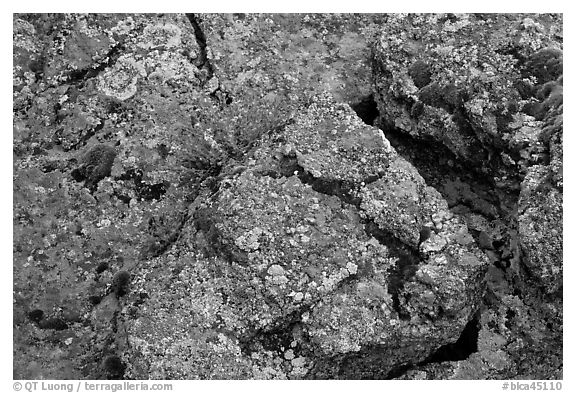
(372, 14, 562, 170)
(517, 105, 563, 295)
(13, 13, 561, 380)
(372, 13, 563, 294)
(371, 13, 562, 379)
(124, 95, 488, 378)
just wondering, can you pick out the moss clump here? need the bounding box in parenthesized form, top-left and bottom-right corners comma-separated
(72, 144, 116, 191)
(102, 355, 126, 379)
(419, 226, 433, 244)
(88, 295, 102, 305)
(408, 60, 432, 89)
(38, 317, 68, 330)
(27, 309, 44, 323)
(523, 77, 562, 120)
(524, 47, 563, 84)
(111, 270, 131, 297)
(95, 261, 109, 274)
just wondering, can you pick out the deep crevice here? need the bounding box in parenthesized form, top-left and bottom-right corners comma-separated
(186, 13, 232, 107)
(306, 309, 481, 380)
(352, 100, 522, 277)
(349, 311, 480, 379)
(238, 307, 312, 357)
(350, 94, 380, 126)
(186, 13, 213, 76)
(66, 42, 125, 87)
(365, 221, 420, 321)
(423, 312, 481, 363)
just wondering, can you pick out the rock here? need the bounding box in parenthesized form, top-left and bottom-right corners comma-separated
(518, 163, 562, 294)
(372, 13, 562, 178)
(13, 12, 562, 380)
(122, 93, 488, 378)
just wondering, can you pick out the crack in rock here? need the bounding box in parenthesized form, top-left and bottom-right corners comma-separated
(186, 13, 232, 106)
(66, 42, 126, 87)
(258, 153, 421, 320)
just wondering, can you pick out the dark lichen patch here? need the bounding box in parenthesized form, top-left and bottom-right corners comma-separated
(410, 101, 425, 119)
(408, 60, 432, 89)
(523, 47, 563, 84)
(419, 226, 433, 245)
(157, 143, 170, 159)
(115, 169, 168, 201)
(28, 56, 46, 81)
(102, 355, 126, 379)
(38, 317, 69, 331)
(88, 295, 102, 306)
(96, 262, 109, 274)
(27, 309, 44, 323)
(133, 292, 149, 308)
(72, 144, 116, 191)
(111, 271, 131, 298)
(240, 310, 308, 357)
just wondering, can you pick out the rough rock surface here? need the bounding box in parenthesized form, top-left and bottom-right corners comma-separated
(122, 95, 488, 379)
(13, 13, 562, 380)
(371, 13, 562, 379)
(373, 14, 562, 170)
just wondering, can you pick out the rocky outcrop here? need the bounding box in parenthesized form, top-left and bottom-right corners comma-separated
(13, 13, 562, 380)
(370, 13, 562, 379)
(123, 94, 488, 378)
(372, 14, 562, 172)
(372, 13, 563, 295)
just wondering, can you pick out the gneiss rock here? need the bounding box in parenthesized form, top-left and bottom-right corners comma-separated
(125, 93, 489, 378)
(13, 12, 561, 380)
(372, 14, 562, 178)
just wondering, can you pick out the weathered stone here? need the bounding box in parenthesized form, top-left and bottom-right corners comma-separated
(13, 13, 562, 380)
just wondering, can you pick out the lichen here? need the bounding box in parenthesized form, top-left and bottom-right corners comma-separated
(98, 55, 146, 101)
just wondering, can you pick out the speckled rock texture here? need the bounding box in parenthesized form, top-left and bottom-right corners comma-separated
(371, 13, 562, 379)
(13, 13, 561, 380)
(124, 95, 488, 379)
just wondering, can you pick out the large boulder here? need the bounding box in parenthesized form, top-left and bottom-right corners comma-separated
(123, 94, 489, 378)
